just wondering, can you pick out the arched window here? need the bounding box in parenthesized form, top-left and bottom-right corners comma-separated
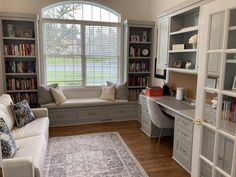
(42, 1, 121, 87)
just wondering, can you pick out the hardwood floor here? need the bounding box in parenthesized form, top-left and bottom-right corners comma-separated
(49, 120, 190, 177)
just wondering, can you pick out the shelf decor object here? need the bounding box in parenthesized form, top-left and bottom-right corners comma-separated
(0, 12, 39, 107)
(124, 20, 154, 101)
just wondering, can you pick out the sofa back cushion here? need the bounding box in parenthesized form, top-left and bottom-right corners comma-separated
(0, 117, 17, 158)
(0, 94, 15, 130)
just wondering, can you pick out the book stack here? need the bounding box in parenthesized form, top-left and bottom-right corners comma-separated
(5, 61, 35, 73)
(129, 89, 142, 101)
(129, 61, 149, 72)
(222, 98, 236, 124)
(128, 76, 149, 86)
(9, 93, 37, 106)
(7, 78, 37, 90)
(4, 43, 35, 56)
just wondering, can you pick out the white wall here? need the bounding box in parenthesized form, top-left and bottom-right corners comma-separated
(0, 0, 188, 95)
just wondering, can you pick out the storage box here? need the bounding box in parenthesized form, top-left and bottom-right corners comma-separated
(172, 44, 185, 50)
(146, 87, 163, 97)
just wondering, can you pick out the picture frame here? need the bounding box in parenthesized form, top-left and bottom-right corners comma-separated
(130, 35, 139, 42)
(154, 58, 166, 79)
(22, 29, 33, 38)
(232, 76, 236, 90)
(207, 78, 217, 89)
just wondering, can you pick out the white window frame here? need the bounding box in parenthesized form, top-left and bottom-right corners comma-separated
(39, 1, 123, 88)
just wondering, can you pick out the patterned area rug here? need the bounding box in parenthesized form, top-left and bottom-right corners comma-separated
(44, 132, 148, 177)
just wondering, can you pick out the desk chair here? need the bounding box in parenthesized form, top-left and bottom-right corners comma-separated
(146, 97, 174, 150)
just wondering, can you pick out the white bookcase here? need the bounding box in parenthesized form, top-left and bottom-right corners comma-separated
(124, 20, 154, 101)
(0, 13, 39, 106)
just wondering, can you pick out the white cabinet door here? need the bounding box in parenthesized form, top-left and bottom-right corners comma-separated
(157, 17, 169, 68)
(192, 0, 236, 177)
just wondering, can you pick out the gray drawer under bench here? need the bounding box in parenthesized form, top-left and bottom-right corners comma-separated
(46, 102, 139, 127)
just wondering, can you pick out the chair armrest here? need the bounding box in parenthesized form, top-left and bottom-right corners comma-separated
(3, 157, 34, 177)
(31, 108, 48, 118)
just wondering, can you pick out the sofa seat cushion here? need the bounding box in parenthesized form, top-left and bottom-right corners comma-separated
(41, 98, 128, 108)
(12, 117, 49, 140)
(14, 135, 48, 177)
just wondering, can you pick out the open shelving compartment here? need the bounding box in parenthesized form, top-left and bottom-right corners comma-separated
(168, 7, 200, 74)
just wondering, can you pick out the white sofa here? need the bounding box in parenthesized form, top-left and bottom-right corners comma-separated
(41, 88, 140, 127)
(0, 94, 49, 177)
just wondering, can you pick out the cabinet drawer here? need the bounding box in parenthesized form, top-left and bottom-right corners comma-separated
(175, 124, 193, 144)
(174, 137, 192, 171)
(107, 105, 135, 118)
(78, 107, 107, 121)
(49, 108, 77, 123)
(175, 114, 193, 133)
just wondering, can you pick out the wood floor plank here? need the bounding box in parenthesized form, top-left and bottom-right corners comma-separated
(49, 120, 190, 177)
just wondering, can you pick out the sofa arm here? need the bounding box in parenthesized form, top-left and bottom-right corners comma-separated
(3, 157, 34, 177)
(32, 108, 48, 118)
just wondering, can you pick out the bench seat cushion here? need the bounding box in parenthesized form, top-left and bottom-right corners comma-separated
(41, 98, 128, 108)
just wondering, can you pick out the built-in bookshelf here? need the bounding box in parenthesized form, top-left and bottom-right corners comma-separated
(124, 20, 154, 101)
(0, 13, 39, 106)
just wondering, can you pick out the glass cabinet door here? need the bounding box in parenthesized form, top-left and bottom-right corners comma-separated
(192, 1, 236, 177)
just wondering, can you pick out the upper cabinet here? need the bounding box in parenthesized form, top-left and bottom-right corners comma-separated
(157, 17, 169, 68)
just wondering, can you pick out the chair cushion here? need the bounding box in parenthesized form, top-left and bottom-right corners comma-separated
(14, 135, 48, 177)
(12, 117, 49, 140)
(107, 81, 128, 100)
(100, 85, 115, 100)
(38, 83, 58, 105)
(51, 86, 67, 104)
(11, 100, 35, 128)
(0, 118, 17, 159)
(0, 94, 15, 130)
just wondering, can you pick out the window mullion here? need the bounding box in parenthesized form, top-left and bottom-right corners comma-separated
(81, 24, 86, 87)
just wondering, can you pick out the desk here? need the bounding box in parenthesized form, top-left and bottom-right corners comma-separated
(151, 96, 195, 120)
(139, 95, 195, 173)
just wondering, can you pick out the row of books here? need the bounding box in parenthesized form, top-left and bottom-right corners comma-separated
(9, 93, 37, 105)
(129, 89, 142, 101)
(222, 99, 236, 123)
(4, 43, 35, 56)
(129, 62, 149, 72)
(7, 78, 37, 90)
(5, 61, 36, 73)
(128, 76, 149, 86)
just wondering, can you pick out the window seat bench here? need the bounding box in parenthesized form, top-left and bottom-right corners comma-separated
(41, 89, 140, 127)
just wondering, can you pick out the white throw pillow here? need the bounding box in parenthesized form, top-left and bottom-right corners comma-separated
(100, 85, 115, 100)
(50, 87, 67, 104)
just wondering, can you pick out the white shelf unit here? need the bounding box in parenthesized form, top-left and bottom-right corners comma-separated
(168, 7, 200, 72)
(0, 13, 39, 106)
(124, 20, 154, 101)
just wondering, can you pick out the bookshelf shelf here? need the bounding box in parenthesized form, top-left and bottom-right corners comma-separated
(222, 90, 236, 97)
(169, 49, 197, 53)
(129, 41, 152, 44)
(226, 59, 236, 63)
(0, 13, 39, 106)
(128, 72, 150, 74)
(168, 68, 198, 74)
(5, 73, 37, 76)
(129, 57, 151, 59)
(170, 26, 199, 35)
(128, 86, 146, 89)
(2, 37, 36, 41)
(229, 26, 236, 31)
(4, 55, 36, 58)
(6, 90, 38, 93)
